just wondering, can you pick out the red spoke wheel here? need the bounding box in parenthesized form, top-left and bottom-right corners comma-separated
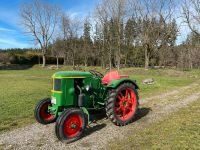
(34, 98, 56, 125)
(55, 108, 87, 143)
(106, 83, 139, 126)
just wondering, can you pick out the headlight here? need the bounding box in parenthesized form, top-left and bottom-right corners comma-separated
(51, 97, 56, 104)
(86, 85, 91, 91)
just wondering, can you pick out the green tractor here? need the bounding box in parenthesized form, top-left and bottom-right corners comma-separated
(34, 70, 139, 143)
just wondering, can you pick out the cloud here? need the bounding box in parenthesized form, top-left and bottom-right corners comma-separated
(0, 38, 31, 49)
(0, 27, 15, 32)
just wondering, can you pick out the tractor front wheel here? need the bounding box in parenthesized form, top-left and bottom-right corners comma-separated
(34, 98, 56, 124)
(106, 82, 139, 126)
(55, 108, 87, 143)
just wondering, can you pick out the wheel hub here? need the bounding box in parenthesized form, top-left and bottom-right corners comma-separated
(115, 88, 137, 121)
(71, 123, 77, 129)
(63, 114, 83, 138)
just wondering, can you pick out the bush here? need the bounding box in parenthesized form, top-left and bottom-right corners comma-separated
(0, 53, 9, 64)
(9, 55, 19, 64)
(9, 54, 64, 65)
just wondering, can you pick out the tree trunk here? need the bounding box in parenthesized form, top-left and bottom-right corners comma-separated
(42, 54, 46, 67)
(56, 56, 59, 69)
(117, 54, 120, 71)
(145, 48, 150, 69)
(84, 56, 88, 67)
(38, 55, 40, 66)
(63, 55, 67, 65)
(109, 52, 112, 71)
(72, 52, 75, 70)
(124, 54, 127, 66)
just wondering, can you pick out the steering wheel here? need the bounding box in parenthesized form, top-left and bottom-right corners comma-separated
(89, 70, 104, 78)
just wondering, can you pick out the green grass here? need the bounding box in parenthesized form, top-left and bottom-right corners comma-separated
(109, 98, 200, 150)
(0, 65, 199, 132)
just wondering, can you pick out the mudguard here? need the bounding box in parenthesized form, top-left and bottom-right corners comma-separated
(106, 78, 139, 89)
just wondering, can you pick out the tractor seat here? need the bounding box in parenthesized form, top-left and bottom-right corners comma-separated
(101, 71, 129, 84)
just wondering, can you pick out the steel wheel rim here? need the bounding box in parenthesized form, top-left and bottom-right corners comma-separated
(115, 88, 137, 121)
(63, 114, 83, 138)
(40, 102, 54, 121)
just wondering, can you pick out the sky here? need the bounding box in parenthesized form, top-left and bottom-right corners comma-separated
(0, 0, 99, 49)
(0, 0, 190, 49)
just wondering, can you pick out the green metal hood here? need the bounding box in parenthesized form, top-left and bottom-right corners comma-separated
(52, 71, 92, 78)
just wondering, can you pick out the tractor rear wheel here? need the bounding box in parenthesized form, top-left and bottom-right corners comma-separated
(34, 98, 56, 124)
(106, 82, 139, 126)
(55, 108, 87, 143)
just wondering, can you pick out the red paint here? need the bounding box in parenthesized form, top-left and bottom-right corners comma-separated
(101, 71, 129, 84)
(40, 102, 54, 121)
(114, 88, 137, 121)
(63, 114, 83, 138)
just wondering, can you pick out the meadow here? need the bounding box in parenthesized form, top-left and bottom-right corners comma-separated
(0, 65, 199, 133)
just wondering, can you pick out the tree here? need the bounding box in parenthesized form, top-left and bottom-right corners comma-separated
(61, 14, 71, 65)
(96, 0, 127, 70)
(51, 39, 64, 69)
(182, 0, 200, 36)
(129, 0, 176, 69)
(20, 0, 59, 67)
(182, 0, 200, 69)
(83, 18, 92, 66)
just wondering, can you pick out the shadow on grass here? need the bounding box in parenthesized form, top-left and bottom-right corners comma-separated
(83, 107, 151, 138)
(134, 107, 152, 121)
(83, 110, 107, 137)
(0, 64, 34, 70)
(84, 123, 107, 138)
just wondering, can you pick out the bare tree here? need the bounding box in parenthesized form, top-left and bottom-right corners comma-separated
(61, 14, 82, 68)
(20, 0, 59, 67)
(60, 14, 71, 65)
(129, 0, 176, 69)
(182, 0, 200, 36)
(51, 39, 64, 69)
(96, 0, 127, 70)
(182, 0, 200, 69)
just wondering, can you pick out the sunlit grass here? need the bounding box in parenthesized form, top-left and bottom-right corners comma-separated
(0, 65, 199, 132)
(109, 98, 200, 150)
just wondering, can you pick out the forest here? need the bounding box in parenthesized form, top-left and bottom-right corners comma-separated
(0, 0, 200, 70)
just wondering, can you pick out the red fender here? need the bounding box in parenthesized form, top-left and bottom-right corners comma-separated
(101, 71, 129, 84)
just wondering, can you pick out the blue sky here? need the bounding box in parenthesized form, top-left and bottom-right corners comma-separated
(0, 0, 190, 49)
(0, 0, 99, 49)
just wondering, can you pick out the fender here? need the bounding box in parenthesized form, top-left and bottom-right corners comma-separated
(106, 78, 139, 89)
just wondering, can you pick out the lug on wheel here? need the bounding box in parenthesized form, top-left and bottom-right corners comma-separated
(106, 83, 139, 126)
(34, 98, 56, 124)
(55, 108, 87, 143)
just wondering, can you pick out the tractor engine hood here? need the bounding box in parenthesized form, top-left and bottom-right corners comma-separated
(52, 71, 92, 78)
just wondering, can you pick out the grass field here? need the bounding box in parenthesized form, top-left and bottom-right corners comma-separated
(0, 65, 199, 133)
(109, 98, 200, 150)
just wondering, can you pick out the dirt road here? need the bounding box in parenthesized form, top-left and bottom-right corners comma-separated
(1, 82, 200, 150)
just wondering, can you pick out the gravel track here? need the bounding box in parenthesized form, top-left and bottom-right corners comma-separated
(0, 82, 200, 150)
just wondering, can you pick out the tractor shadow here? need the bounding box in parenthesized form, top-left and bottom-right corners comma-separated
(0, 64, 34, 70)
(83, 123, 107, 138)
(83, 107, 151, 138)
(83, 110, 107, 137)
(133, 107, 152, 122)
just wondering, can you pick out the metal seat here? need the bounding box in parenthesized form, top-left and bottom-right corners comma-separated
(101, 71, 129, 84)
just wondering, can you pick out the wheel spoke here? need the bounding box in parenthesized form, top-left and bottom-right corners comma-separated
(117, 95, 123, 101)
(115, 106, 122, 112)
(122, 109, 126, 118)
(127, 98, 133, 104)
(125, 89, 129, 99)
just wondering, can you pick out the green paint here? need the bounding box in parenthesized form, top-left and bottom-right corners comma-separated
(71, 123, 77, 129)
(48, 71, 138, 124)
(107, 78, 139, 89)
(52, 71, 92, 78)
